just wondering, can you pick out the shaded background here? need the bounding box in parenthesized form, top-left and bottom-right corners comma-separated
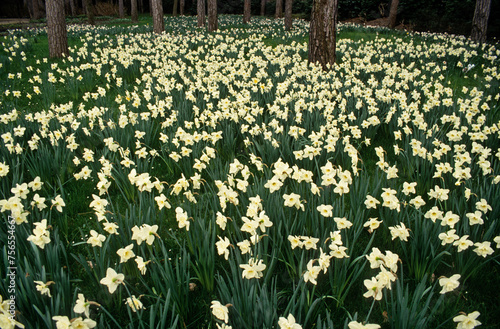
(1, 0, 499, 40)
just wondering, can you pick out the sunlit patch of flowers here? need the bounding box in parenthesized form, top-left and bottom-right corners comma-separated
(0, 14, 499, 328)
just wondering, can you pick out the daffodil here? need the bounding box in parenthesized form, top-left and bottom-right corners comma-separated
(453, 311, 481, 329)
(100, 268, 125, 294)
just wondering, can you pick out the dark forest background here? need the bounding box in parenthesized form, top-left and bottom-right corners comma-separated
(1, 0, 499, 39)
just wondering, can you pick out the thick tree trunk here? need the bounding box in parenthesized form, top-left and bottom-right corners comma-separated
(388, 0, 398, 28)
(243, 0, 251, 23)
(471, 0, 491, 43)
(260, 0, 266, 16)
(197, 0, 205, 26)
(180, 0, 185, 15)
(151, 0, 164, 33)
(84, 0, 94, 24)
(308, 0, 337, 70)
(46, 0, 68, 58)
(207, 0, 217, 32)
(173, 0, 178, 16)
(131, 0, 138, 22)
(119, 0, 125, 17)
(285, 0, 292, 30)
(275, 0, 283, 18)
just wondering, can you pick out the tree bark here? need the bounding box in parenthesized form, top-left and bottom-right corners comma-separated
(388, 0, 398, 28)
(119, 0, 125, 18)
(260, 0, 266, 16)
(69, 0, 76, 16)
(471, 0, 491, 43)
(275, 0, 283, 18)
(308, 0, 337, 70)
(285, 0, 292, 30)
(173, 0, 178, 16)
(243, 0, 251, 23)
(151, 0, 164, 33)
(180, 0, 185, 15)
(207, 0, 217, 32)
(25, 0, 34, 19)
(33, 0, 43, 19)
(84, 0, 94, 25)
(197, 0, 205, 27)
(131, 0, 138, 22)
(46, 0, 68, 58)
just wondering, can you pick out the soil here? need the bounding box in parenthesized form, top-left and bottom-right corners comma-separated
(0, 16, 414, 34)
(342, 17, 413, 31)
(0, 18, 30, 25)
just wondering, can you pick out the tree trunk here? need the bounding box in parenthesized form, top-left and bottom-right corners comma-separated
(119, 0, 124, 17)
(25, 0, 34, 19)
(243, 0, 251, 23)
(197, 0, 205, 27)
(207, 0, 217, 31)
(151, 0, 164, 33)
(33, 0, 43, 19)
(131, 0, 138, 22)
(180, 0, 185, 15)
(46, 0, 68, 58)
(84, 0, 95, 24)
(471, 0, 491, 43)
(260, 0, 266, 16)
(308, 0, 337, 70)
(173, 0, 178, 16)
(69, 0, 76, 16)
(275, 0, 283, 18)
(388, 0, 398, 28)
(285, 0, 292, 30)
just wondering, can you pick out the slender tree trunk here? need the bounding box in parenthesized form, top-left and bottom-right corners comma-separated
(151, 0, 163, 33)
(197, 0, 205, 27)
(285, 0, 292, 30)
(131, 0, 138, 22)
(261, 0, 266, 16)
(25, 0, 34, 19)
(84, 0, 95, 24)
(69, 0, 76, 16)
(46, 0, 68, 58)
(243, 0, 251, 23)
(119, 0, 124, 17)
(207, 0, 217, 31)
(388, 0, 398, 28)
(308, 0, 337, 70)
(275, 0, 283, 18)
(180, 0, 185, 15)
(33, 0, 43, 19)
(471, 0, 491, 43)
(82, 0, 86, 14)
(173, 0, 178, 16)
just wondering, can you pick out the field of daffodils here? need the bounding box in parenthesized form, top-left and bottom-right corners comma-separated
(0, 15, 499, 329)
